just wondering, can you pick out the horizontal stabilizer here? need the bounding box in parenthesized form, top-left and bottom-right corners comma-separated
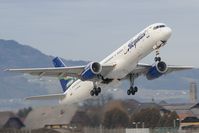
(25, 93, 66, 100)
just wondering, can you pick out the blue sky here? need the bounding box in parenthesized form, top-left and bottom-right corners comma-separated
(0, 0, 199, 66)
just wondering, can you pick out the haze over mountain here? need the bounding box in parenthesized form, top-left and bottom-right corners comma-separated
(0, 39, 87, 110)
(0, 39, 198, 110)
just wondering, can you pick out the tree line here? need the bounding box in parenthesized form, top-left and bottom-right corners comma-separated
(71, 106, 179, 129)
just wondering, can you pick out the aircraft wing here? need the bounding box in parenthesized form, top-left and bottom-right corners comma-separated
(6, 64, 114, 78)
(131, 63, 195, 77)
(25, 93, 66, 100)
(6, 66, 85, 78)
(164, 65, 196, 73)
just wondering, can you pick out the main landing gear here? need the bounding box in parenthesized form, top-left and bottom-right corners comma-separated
(127, 74, 138, 95)
(90, 82, 101, 96)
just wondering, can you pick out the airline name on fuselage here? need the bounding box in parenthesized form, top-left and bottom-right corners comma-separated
(124, 32, 145, 55)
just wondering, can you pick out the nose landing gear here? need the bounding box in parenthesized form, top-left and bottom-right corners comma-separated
(154, 49, 161, 62)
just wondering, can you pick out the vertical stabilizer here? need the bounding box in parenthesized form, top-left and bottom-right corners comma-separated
(52, 57, 72, 92)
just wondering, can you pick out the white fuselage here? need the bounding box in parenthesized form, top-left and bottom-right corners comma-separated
(59, 23, 172, 104)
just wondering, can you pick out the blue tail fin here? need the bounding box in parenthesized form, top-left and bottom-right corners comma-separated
(53, 57, 66, 67)
(52, 57, 71, 92)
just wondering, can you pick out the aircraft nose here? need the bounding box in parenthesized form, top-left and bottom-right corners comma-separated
(164, 27, 172, 40)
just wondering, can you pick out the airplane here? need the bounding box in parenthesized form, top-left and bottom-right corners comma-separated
(6, 23, 196, 104)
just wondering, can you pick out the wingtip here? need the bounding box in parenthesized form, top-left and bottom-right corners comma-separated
(3, 68, 18, 72)
(24, 97, 30, 100)
(24, 97, 28, 100)
(3, 68, 10, 72)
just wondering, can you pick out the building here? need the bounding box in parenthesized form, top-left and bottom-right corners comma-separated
(190, 82, 197, 103)
(162, 102, 199, 129)
(0, 111, 25, 129)
(24, 104, 77, 129)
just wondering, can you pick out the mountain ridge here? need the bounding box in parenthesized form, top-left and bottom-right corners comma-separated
(0, 39, 88, 110)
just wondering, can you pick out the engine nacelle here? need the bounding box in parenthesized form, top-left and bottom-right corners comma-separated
(146, 61, 168, 80)
(81, 62, 102, 81)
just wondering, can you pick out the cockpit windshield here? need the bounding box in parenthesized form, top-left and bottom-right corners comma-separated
(153, 25, 166, 30)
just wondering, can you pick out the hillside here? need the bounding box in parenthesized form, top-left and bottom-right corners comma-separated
(0, 39, 87, 110)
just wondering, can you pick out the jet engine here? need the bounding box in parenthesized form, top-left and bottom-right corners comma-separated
(146, 61, 167, 80)
(81, 62, 102, 81)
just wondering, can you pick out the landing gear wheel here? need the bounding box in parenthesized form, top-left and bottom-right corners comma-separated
(129, 87, 133, 92)
(91, 81, 102, 96)
(90, 90, 95, 96)
(154, 48, 162, 62)
(90, 86, 101, 96)
(127, 86, 138, 95)
(134, 86, 138, 92)
(155, 57, 161, 62)
(157, 57, 161, 62)
(128, 74, 139, 96)
(95, 91, 99, 96)
(155, 57, 158, 62)
(97, 87, 101, 93)
(127, 90, 131, 95)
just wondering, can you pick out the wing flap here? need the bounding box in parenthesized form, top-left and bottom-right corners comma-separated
(166, 65, 196, 74)
(127, 63, 196, 79)
(25, 93, 66, 100)
(6, 64, 115, 78)
(135, 63, 195, 74)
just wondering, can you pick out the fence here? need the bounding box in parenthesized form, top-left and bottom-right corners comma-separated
(1, 128, 199, 133)
(83, 127, 199, 133)
(0, 128, 58, 133)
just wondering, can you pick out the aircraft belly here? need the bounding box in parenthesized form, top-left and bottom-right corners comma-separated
(61, 81, 93, 104)
(105, 54, 138, 79)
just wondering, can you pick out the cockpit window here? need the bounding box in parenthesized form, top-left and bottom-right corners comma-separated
(153, 25, 166, 30)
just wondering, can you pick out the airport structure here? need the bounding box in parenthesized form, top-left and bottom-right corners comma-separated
(190, 82, 197, 103)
